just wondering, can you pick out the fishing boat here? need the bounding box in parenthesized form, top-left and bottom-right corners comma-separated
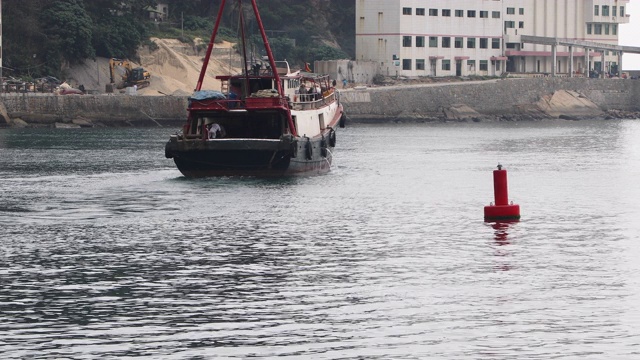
(164, 0, 345, 177)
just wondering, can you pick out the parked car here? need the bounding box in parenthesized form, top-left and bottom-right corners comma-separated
(35, 76, 62, 86)
(35, 76, 62, 92)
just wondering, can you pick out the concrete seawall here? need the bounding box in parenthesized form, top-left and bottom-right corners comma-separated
(2, 78, 640, 127)
(1, 94, 189, 127)
(340, 77, 640, 120)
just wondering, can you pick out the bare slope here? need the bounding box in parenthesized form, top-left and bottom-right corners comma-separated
(65, 38, 240, 96)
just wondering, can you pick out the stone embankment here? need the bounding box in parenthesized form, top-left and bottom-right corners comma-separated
(1, 78, 640, 128)
(340, 77, 640, 122)
(1, 93, 187, 128)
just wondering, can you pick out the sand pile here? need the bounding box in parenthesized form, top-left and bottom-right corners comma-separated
(65, 38, 240, 96)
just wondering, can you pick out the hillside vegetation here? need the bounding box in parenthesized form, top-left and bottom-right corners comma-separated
(2, 0, 355, 81)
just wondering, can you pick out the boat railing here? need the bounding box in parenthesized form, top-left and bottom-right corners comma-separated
(291, 91, 336, 111)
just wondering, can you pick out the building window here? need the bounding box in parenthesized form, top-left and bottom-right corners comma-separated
(467, 10, 476, 18)
(480, 11, 488, 18)
(442, 9, 451, 17)
(613, 6, 617, 17)
(594, 5, 599, 16)
(480, 38, 488, 49)
(416, 36, 425, 47)
(416, 8, 425, 16)
(429, 9, 438, 16)
(519, 8, 524, 15)
(467, 38, 476, 48)
(442, 37, 451, 48)
(602, 6, 609, 16)
(613, 24, 618, 35)
(492, 11, 500, 19)
(467, 60, 476, 72)
(403, 59, 412, 70)
(605, 24, 610, 35)
(442, 60, 451, 71)
(403, 36, 412, 47)
(455, 37, 463, 48)
(480, 60, 488, 71)
(455, 9, 464, 17)
(416, 59, 425, 70)
(496, 61, 501, 71)
(519, 21, 524, 29)
(403, 7, 412, 15)
(507, 8, 515, 15)
(594, 24, 602, 34)
(492, 38, 500, 49)
(621, 6, 625, 17)
(429, 36, 438, 47)
(587, 24, 592, 34)
(505, 21, 515, 29)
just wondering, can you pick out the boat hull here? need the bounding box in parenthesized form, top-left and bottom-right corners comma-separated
(165, 135, 334, 177)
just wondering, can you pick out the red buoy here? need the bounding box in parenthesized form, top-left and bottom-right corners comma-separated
(484, 164, 520, 222)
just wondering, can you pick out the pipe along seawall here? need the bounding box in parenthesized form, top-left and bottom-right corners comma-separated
(2, 78, 640, 128)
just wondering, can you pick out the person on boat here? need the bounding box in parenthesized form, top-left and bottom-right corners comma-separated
(207, 123, 225, 139)
(309, 86, 321, 100)
(298, 83, 307, 101)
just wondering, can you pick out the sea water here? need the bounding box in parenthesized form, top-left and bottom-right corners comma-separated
(1, 120, 640, 359)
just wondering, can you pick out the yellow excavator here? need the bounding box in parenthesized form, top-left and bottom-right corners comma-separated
(108, 58, 151, 90)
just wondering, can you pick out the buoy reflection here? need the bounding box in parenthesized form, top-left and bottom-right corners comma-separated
(492, 221, 512, 246)
(487, 221, 518, 272)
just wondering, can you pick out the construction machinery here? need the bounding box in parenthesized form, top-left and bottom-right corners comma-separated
(108, 58, 151, 91)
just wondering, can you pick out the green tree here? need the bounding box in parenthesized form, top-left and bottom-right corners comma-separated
(314, 45, 349, 61)
(91, 15, 147, 59)
(2, 0, 50, 77)
(40, 0, 95, 64)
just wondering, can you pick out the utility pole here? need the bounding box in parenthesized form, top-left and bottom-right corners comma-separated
(181, 12, 184, 38)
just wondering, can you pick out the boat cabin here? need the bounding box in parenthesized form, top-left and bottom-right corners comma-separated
(183, 61, 336, 140)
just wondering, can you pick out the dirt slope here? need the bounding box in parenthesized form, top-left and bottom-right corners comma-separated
(65, 38, 240, 96)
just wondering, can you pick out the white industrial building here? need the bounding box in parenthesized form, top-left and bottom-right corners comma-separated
(355, 0, 630, 77)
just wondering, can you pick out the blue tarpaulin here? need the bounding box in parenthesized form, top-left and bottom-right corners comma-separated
(190, 90, 226, 101)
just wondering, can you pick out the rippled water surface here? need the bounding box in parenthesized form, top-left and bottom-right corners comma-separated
(2, 121, 640, 359)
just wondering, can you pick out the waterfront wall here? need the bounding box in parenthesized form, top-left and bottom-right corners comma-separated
(0, 94, 189, 126)
(341, 78, 640, 119)
(2, 78, 640, 127)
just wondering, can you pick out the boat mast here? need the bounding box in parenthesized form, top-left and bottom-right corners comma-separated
(238, 1, 251, 99)
(195, 0, 227, 91)
(250, 0, 297, 136)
